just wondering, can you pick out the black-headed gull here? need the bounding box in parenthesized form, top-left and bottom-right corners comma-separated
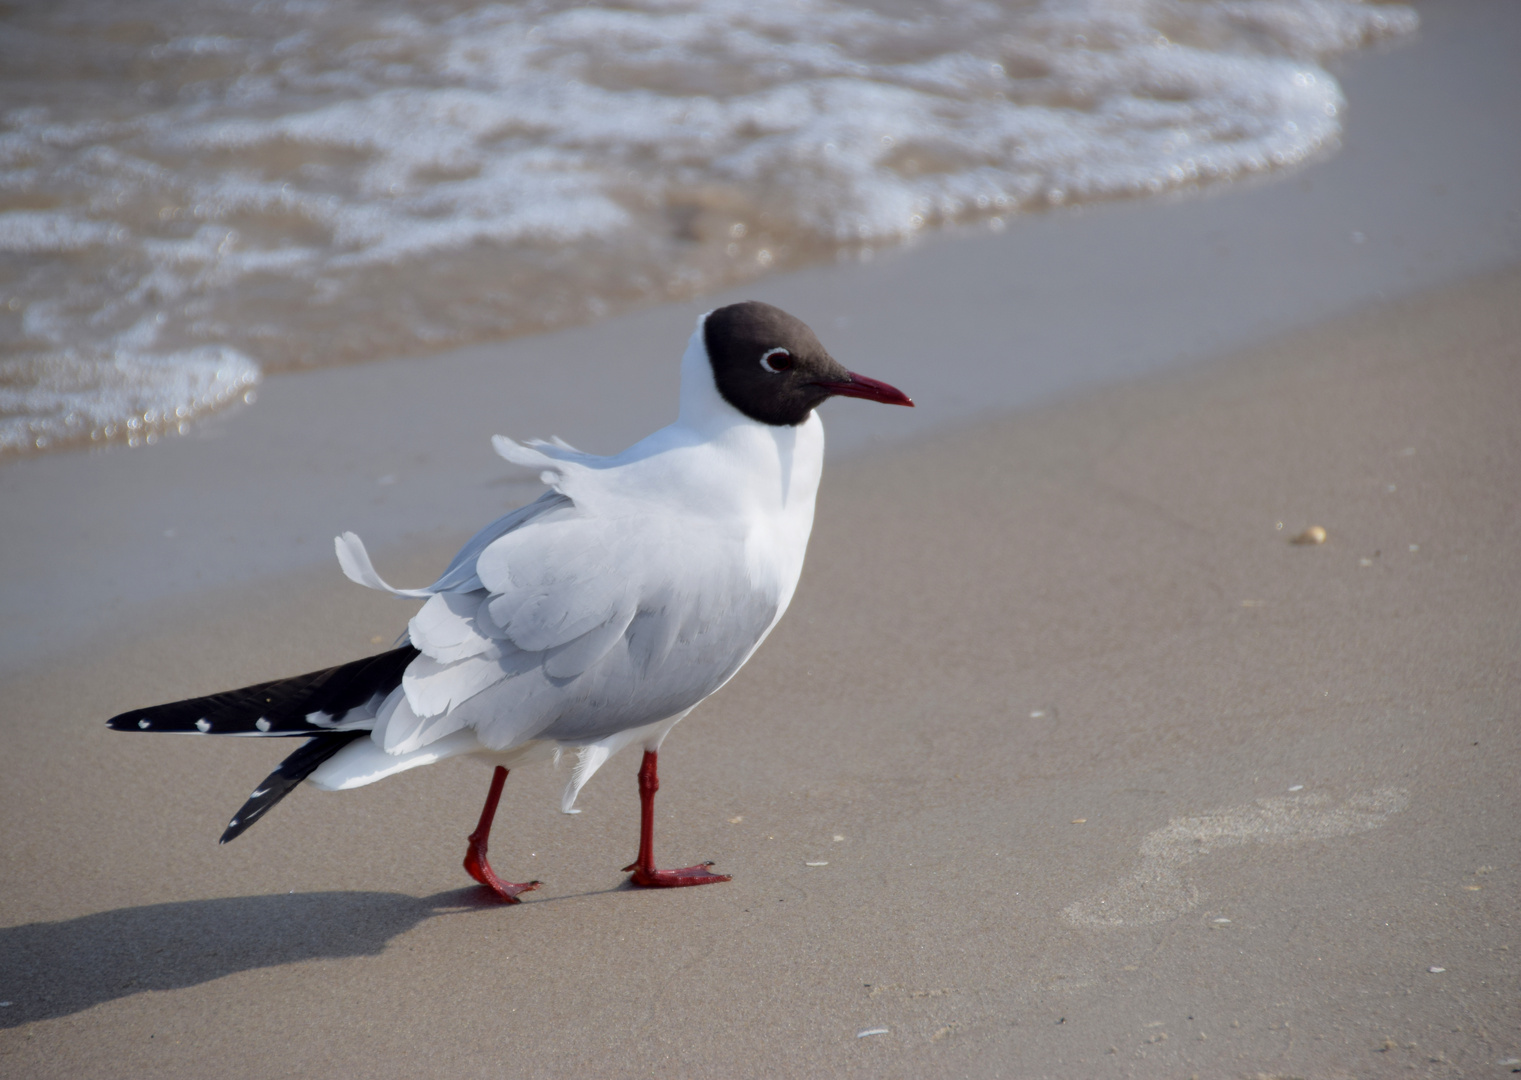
(109, 301, 912, 901)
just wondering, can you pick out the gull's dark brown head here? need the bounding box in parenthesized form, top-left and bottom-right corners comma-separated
(703, 301, 913, 427)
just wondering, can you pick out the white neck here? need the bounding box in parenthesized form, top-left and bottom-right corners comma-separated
(677, 314, 752, 439)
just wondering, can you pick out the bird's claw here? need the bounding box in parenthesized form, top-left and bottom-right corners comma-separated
(624, 860, 731, 888)
(463, 837, 540, 903)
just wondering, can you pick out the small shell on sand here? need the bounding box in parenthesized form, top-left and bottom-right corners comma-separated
(1290, 525, 1328, 545)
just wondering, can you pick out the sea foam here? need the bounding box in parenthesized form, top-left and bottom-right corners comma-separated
(0, 0, 1416, 456)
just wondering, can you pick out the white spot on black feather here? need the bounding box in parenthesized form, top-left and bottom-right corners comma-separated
(255, 718, 271, 732)
(195, 718, 211, 733)
(138, 719, 150, 729)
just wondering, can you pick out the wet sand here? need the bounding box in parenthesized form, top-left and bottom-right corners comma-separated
(2, 264, 1517, 1077)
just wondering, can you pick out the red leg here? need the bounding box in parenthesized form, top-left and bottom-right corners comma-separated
(621, 750, 730, 888)
(462, 766, 540, 903)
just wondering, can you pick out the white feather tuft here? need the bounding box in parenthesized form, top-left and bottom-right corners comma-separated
(561, 743, 611, 814)
(491, 434, 553, 469)
(334, 532, 435, 597)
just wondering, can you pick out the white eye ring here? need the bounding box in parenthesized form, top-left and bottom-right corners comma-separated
(760, 347, 792, 373)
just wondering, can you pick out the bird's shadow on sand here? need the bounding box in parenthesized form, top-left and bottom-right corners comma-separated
(0, 884, 611, 1028)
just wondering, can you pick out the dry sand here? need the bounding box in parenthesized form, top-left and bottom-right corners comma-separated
(2, 265, 1517, 1078)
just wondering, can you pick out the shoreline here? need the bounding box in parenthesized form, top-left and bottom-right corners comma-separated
(0, 0, 1422, 463)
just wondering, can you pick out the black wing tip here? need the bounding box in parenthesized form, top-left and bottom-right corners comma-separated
(106, 711, 229, 735)
(219, 785, 282, 845)
(105, 706, 207, 733)
(103, 645, 420, 737)
(216, 731, 369, 843)
(219, 796, 278, 844)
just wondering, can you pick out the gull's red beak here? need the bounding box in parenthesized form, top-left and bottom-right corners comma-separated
(814, 371, 914, 407)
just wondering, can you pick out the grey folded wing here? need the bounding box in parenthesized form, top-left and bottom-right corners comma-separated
(377, 503, 776, 755)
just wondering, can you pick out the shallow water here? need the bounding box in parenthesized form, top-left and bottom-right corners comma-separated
(0, 0, 1414, 456)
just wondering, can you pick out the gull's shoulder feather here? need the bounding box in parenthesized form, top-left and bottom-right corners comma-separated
(335, 488, 574, 598)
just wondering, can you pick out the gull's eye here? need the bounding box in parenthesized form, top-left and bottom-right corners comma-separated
(760, 347, 794, 373)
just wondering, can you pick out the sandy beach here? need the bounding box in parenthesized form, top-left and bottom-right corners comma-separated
(2, 261, 1517, 1078)
(2, 2, 1519, 1077)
